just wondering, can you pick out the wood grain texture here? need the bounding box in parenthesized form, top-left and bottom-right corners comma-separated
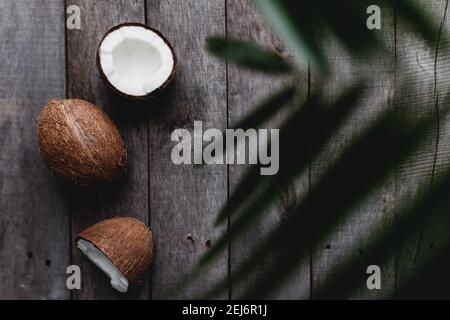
(146, 0, 228, 299)
(0, 0, 69, 299)
(395, 0, 450, 298)
(66, 0, 149, 299)
(227, 0, 310, 299)
(310, 7, 396, 299)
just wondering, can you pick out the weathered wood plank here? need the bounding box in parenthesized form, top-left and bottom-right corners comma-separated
(146, 0, 228, 299)
(66, 0, 149, 299)
(227, 0, 310, 299)
(0, 0, 69, 299)
(310, 6, 396, 299)
(395, 0, 450, 298)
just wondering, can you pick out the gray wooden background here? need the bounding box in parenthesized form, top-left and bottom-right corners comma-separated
(1, 0, 449, 299)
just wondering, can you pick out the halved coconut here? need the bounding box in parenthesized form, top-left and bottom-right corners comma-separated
(77, 217, 153, 293)
(97, 23, 176, 99)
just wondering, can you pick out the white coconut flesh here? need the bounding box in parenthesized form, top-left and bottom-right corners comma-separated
(99, 25, 174, 97)
(77, 239, 129, 293)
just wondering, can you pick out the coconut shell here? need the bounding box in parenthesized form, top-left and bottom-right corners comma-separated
(38, 99, 127, 190)
(96, 22, 177, 100)
(78, 217, 153, 283)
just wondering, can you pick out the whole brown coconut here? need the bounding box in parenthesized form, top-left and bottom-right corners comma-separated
(38, 99, 127, 190)
(77, 217, 153, 292)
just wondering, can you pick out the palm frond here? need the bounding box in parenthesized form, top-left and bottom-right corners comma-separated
(205, 85, 364, 263)
(179, 0, 443, 299)
(315, 164, 450, 298)
(390, 0, 438, 42)
(252, 0, 437, 71)
(206, 37, 292, 74)
(202, 90, 447, 299)
(232, 85, 297, 130)
(253, 0, 327, 70)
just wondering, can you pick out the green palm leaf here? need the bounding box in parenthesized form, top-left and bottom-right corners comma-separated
(316, 164, 450, 298)
(202, 88, 446, 298)
(202, 85, 365, 266)
(253, 0, 327, 70)
(390, 0, 438, 42)
(206, 37, 292, 74)
(252, 0, 437, 72)
(179, 0, 443, 299)
(233, 85, 297, 130)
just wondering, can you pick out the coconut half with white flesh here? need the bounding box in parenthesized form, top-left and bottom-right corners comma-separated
(77, 217, 153, 293)
(97, 23, 176, 99)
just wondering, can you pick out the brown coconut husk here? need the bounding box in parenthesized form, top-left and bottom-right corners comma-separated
(78, 217, 153, 283)
(38, 99, 127, 190)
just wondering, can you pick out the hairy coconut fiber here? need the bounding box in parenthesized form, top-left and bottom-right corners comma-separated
(38, 99, 127, 190)
(78, 217, 153, 283)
